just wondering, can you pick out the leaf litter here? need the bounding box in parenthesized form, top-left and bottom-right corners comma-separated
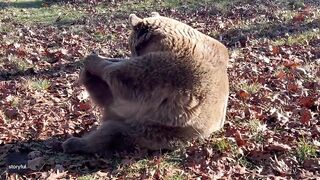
(0, 0, 319, 179)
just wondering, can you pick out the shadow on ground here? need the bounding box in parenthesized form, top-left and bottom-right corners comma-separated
(0, 134, 176, 179)
(0, 135, 107, 179)
(217, 18, 320, 47)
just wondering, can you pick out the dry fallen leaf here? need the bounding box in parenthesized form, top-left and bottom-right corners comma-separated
(234, 130, 246, 147)
(283, 59, 300, 69)
(266, 142, 291, 152)
(0, 1, 319, 179)
(300, 108, 312, 125)
(303, 158, 320, 170)
(78, 101, 92, 111)
(238, 90, 250, 100)
(271, 156, 290, 176)
(47, 171, 67, 180)
(298, 96, 315, 109)
(292, 13, 306, 22)
(276, 71, 286, 79)
(4, 108, 19, 119)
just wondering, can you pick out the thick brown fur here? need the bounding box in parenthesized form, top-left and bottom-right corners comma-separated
(62, 12, 229, 154)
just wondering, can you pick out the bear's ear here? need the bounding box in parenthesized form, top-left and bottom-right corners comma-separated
(129, 14, 142, 27)
(151, 12, 160, 17)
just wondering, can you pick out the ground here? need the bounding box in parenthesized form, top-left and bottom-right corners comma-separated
(0, 0, 319, 179)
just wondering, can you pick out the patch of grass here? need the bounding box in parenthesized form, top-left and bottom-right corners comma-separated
(161, 0, 229, 10)
(95, 0, 159, 13)
(236, 82, 262, 94)
(93, 32, 114, 42)
(287, 0, 305, 10)
(212, 138, 240, 157)
(78, 174, 97, 180)
(108, 0, 240, 13)
(68, 25, 86, 34)
(27, 79, 51, 91)
(248, 119, 265, 143)
(8, 95, 21, 107)
(122, 151, 185, 179)
(13, 60, 33, 72)
(277, 10, 296, 21)
(120, 0, 158, 11)
(0, 23, 14, 33)
(123, 159, 154, 178)
(272, 29, 320, 46)
(6, 55, 33, 72)
(2, 0, 43, 9)
(3, 3, 85, 25)
(214, 138, 230, 152)
(249, 119, 265, 134)
(177, 0, 246, 11)
(127, 159, 149, 173)
(270, 0, 305, 10)
(296, 137, 317, 162)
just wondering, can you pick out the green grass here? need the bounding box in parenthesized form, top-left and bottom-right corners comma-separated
(120, 151, 185, 178)
(93, 32, 115, 43)
(214, 138, 231, 152)
(15, 6, 84, 25)
(0, 23, 14, 33)
(27, 79, 51, 91)
(165, 172, 186, 180)
(235, 82, 262, 94)
(1, 0, 85, 25)
(243, 83, 262, 94)
(2, 0, 43, 9)
(249, 119, 265, 134)
(277, 10, 297, 21)
(5, 55, 33, 72)
(8, 96, 21, 107)
(97, 0, 241, 14)
(160, 0, 235, 10)
(13, 60, 33, 72)
(272, 29, 320, 46)
(296, 137, 317, 162)
(78, 174, 98, 180)
(248, 119, 265, 143)
(287, 0, 306, 10)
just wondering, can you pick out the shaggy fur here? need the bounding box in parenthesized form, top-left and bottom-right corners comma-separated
(62, 12, 229, 154)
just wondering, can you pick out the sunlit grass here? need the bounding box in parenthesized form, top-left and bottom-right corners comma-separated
(248, 119, 265, 143)
(26, 78, 51, 91)
(2, 0, 43, 8)
(296, 137, 317, 162)
(1, 0, 85, 25)
(214, 138, 231, 152)
(78, 174, 98, 180)
(120, 151, 185, 179)
(234, 82, 262, 94)
(97, 0, 242, 14)
(8, 95, 21, 107)
(272, 29, 320, 46)
(13, 60, 33, 72)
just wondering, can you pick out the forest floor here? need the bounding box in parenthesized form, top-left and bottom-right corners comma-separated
(0, 0, 319, 179)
